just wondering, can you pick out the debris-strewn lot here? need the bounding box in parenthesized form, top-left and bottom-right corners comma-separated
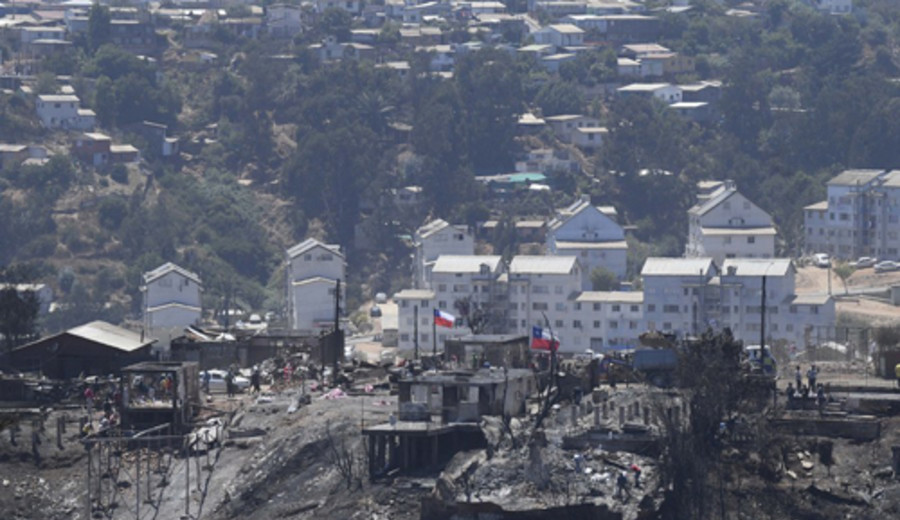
(3, 358, 900, 520)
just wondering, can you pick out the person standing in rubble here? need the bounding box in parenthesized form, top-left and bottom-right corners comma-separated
(615, 471, 630, 500)
(225, 370, 235, 398)
(83, 385, 95, 416)
(795, 366, 802, 390)
(807, 365, 818, 391)
(631, 464, 642, 489)
(251, 366, 261, 394)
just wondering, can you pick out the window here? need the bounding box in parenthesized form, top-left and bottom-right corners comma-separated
(811, 305, 819, 314)
(747, 236, 755, 244)
(573, 320, 582, 328)
(609, 320, 618, 329)
(663, 322, 672, 330)
(555, 285, 563, 294)
(663, 305, 679, 313)
(593, 320, 601, 328)
(593, 303, 601, 311)
(401, 301, 408, 308)
(555, 303, 566, 311)
(574, 303, 581, 311)
(647, 304, 656, 312)
(400, 334, 409, 341)
(630, 305, 639, 312)
(304, 254, 312, 261)
(420, 300, 429, 307)
(612, 304, 621, 312)
(724, 236, 732, 245)
(629, 321, 637, 330)
(533, 302, 548, 311)
(555, 320, 563, 328)
(439, 301, 446, 309)
(421, 333, 429, 342)
(438, 284, 447, 292)
(533, 285, 549, 294)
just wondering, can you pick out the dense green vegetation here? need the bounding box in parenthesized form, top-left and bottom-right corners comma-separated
(2, 0, 900, 333)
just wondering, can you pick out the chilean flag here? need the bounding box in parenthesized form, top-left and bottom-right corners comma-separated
(434, 309, 456, 328)
(531, 326, 559, 351)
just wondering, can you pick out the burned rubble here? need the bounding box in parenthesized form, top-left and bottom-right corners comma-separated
(1, 329, 900, 519)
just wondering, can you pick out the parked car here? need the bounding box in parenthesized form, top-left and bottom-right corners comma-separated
(813, 253, 831, 268)
(369, 305, 382, 318)
(203, 369, 250, 393)
(874, 260, 899, 273)
(374, 292, 387, 304)
(852, 257, 877, 268)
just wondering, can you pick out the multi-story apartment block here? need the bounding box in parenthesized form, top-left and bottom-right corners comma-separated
(804, 169, 900, 260)
(141, 263, 202, 353)
(685, 180, 776, 265)
(285, 238, 345, 332)
(642, 257, 834, 348)
(413, 219, 474, 289)
(507, 255, 582, 344)
(547, 195, 626, 288)
(571, 291, 644, 351)
(394, 289, 438, 353)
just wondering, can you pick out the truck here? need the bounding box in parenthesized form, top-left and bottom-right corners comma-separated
(632, 348, 678, 387)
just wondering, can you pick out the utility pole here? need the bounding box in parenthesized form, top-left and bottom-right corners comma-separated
(413, 305, 419, 361)
(759, 274, 766, 363)
(333, 279, 341, 387)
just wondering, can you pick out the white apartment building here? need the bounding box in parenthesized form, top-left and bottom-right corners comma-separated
(572, 291, 644, 351)
(617, 83, 682, 104)
(141, 263, 202, 352)
(642, 257, 835, 348)
(547, 195, 626, 288)
(685, 180, 776, 265)
(718, 259, 834, 348)
(642, 257, 717, 337)
(804, 169, 900, 260)
(35, 95, 95, 130)
(507, 255, 582, 348)
(285, 238, 345, 332)
(413, 219, 474, 289)
(533, 23, 585, 49)
(394, 289, 438, 353)
(266, 4, 303, 38)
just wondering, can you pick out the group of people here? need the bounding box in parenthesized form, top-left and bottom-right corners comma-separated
(82, 382, 122, 435)
(785, 364, 829, 413)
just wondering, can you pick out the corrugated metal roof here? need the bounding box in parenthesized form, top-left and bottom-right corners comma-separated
(143, 262, 202, 285)
(432, 255, 502, 274)
(416, 218, 449, 239)
(575, 291, 643, 303)
(688, 186, 733, 216)
(641, 257, 715, 277)
(68, 321, 155, 352)
(509, 255, 576, 274)
(720, 258, 793, 277)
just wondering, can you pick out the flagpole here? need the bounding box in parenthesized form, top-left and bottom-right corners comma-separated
(541, 312, 557, 401)
(432, 314, 437, 358)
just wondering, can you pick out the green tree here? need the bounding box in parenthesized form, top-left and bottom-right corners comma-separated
(87, 4, 111, 54)
(534, 79, 584, 117)
(590, 267, 619, 291)
(833, 262, 855, 295)
(0, 287, 39, 352)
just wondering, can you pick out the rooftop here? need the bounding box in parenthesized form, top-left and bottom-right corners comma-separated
(720, 258, 793, 277)
(547, 23, 584, 34)
(699, 226, 776, 236)
(641, 257, 715, 277)
(554, 240, 627, 250)
(393, 289, 435, 300)
(432, 255, 502, 274)
(617, 83, 674, 92)
(804, 201, 828, 211)
(286, 238, 343, 259)
(509, 255, 577, 275)
(38, 94, 79, 102)
(68, 321, 155, 352)
(827, 169, 886, 187)
(143, 262, 202, 285)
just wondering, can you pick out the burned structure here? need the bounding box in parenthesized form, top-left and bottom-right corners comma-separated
(363, 369, 535, 477)
(120, 361, 200, 433)
(443, 334, 531, 369)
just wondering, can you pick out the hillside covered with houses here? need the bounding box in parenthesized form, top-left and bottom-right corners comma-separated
(1, 0, 900, 346)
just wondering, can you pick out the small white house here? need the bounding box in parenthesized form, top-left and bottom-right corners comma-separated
(685, 180, 776, 265)
(413, 219, 474, 289)
(617, 83, 682, 104)
(267, 3, 303, 38)
(547, 195, 626, 288)
(142, 262, 203, 340)
(533, 23, 585, 49)
(35, 94, 94, 130)
(285, 238, 346, 331)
